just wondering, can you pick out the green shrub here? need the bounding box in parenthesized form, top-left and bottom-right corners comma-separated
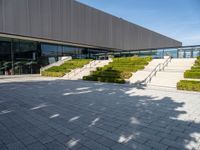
(184, 70, 200, 79)
(189, 69, 200, 72)
(83, 56, 152, 84)
(194, 59, 200, 66)
(83, 76, 97, 81)
(42, 59, 92, 77)
(41, 71, 65, 77)
(191, 66, 200, 70)
(120, 72, 132, 79)
(177, 80, 200, 92)
(183, 57, 200, 79)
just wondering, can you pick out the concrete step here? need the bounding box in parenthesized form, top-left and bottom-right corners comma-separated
(63, 59, 112, 80)
(147, 58, 196, 88)
(129, 58, 196, 87)
(128, 58, 167, 84)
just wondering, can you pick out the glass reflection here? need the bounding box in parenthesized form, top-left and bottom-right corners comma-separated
(0, 36, 200, 75)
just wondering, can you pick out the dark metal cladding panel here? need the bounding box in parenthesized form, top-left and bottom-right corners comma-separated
(84, 6, 92, 44)
(3, 0, 17, 34)
(15, 0, 29, 35)
(51, 0, 62, 41)
(0, 0, 182, 50)
(28, 0, 41, 37)
(40, 0, 52, 38)
(0, 0, 3, 31)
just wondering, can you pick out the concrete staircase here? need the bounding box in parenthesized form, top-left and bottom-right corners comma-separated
(128, 59, 166, 84)
(63, 59, 112, 80)
(40, 56, 72, 73)
(129, 58, 196, 88)
(148, 58, 196, 88)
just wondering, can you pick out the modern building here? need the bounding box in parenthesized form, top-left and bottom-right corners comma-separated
(0, 0, 183, 75)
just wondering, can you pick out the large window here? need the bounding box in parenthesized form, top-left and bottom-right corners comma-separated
(0, 37, 40, 75)
(0, 37, 11, 61)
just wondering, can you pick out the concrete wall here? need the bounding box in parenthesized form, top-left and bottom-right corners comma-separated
(0, 0, 182, 50)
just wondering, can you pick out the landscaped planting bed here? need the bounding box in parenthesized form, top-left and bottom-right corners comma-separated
(177, 80, 200, 92)
(41, 59, 92, 77)
(83, 56, 152, 84)
(177, 56, 200, 92)
(184, 56, 200, 79)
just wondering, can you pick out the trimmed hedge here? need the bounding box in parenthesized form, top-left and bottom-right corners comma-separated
(41, 71, 65, 77)
(184, 71, 200, 79)
(183, 57, 200, 79)
(177, 80, 200, 92)
(83, 56, 152, 84)
(191, 66, 200, 70)
(83, 76, 125, 84)
(42, 59, 92, 77)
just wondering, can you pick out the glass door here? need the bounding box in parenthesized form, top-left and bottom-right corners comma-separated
(184, 49, 192, 58)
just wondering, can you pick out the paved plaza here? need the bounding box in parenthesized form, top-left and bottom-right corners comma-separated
(0, 76, 200, 150)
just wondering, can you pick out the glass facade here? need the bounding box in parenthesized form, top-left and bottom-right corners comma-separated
(0, 36, 200, 75)
(0, 36, 112, 75)
(0, 37, 41, 75)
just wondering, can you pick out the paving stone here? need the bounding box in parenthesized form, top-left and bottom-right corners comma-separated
(1, 78, 200, 150)
(98, 124, 117, 132)
(0, 133, 19, 145)
(45, 140, 69, 150)
(140, 127, 158, 135)
(156, 132, 177, 141)
(57, 127, 73, 136)
(83, 131, 101, 140)
(111, 143, 134, 150)
(83, 140, 110, 150)
(20, 136, 37, 146)
(7, 142, 27, 150)
(27, 142, 47, 150)
(12, 130, 30, 139)
(0, 144, 8, 150)
(88, 127, 107, 135)
(125, 140, 151, 150)
(54, 134, 70, 144)
(38, 134, 54, 144)
(77, 147, 90, 150)
(161, 139, 187, 150)
(65, 141, 82, 150)
(144, 140, 168, 150)
(45, 128, 61, 136)
(96, 136, 117, 147)
(68, 133, 90, 144)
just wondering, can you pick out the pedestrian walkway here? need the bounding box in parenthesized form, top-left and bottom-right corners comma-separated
(0, 77, 200, 150)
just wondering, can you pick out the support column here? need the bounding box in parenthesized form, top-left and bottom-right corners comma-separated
(191, 48, 194, 58)
(177, 49, 179, 58)
(11, 39, 14, 75)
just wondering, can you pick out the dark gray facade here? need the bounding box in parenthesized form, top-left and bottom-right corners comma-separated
(0, 0, 182, 50)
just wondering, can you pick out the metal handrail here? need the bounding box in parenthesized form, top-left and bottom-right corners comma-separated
(66, 60, 101, 79)
(142, 56, 172, 85)
(143, 63, 162, 84)
(162, 56, 172, 71)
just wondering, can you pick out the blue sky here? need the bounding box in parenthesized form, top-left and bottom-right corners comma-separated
(77, 0, 200, 46)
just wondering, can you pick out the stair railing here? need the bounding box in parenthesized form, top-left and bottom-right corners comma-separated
(142, 63, 162, 85)
(161, 56, 172, 71)
(142, 56, 172, 85)
(40, 56, 72, 74)
(66, 60, 101, 79)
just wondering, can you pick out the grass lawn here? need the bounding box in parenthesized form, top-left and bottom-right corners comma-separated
(177, 80, 200, 92)
(184, 56, 200, 79)
(83, 56, 152, 84)
(177, 56, 200, 92)
(41, 59, 92, 77)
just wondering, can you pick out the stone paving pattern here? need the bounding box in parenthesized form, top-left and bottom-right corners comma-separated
(0, 77, 200, 150)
